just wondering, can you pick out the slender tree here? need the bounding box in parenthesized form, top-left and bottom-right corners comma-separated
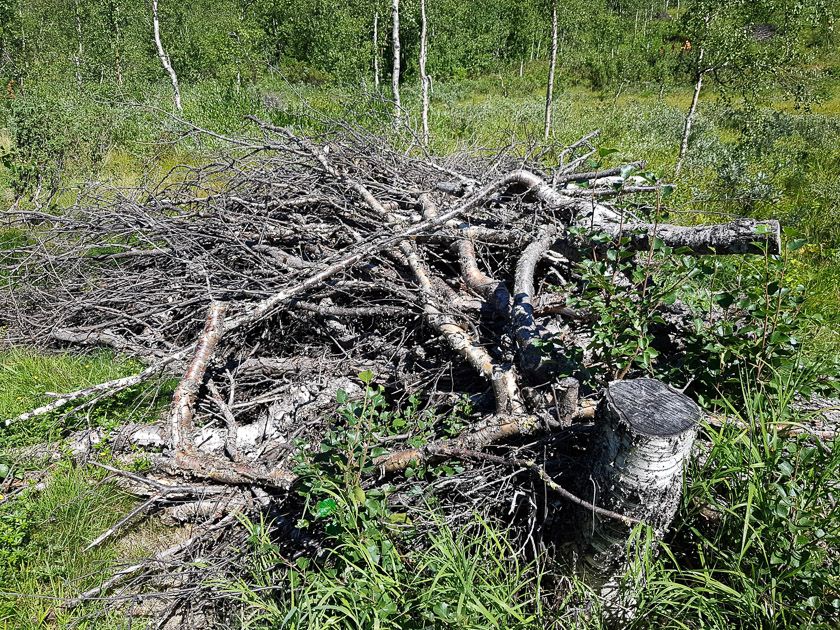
(373, 11, 380, 90)
(152, 0, 182, 111)
(72, 0, 84, 88)
(675, 45, 705, 177)
(107, 0, 124, 86)
(543, 0, 558, 141)
(419, 0, 430, 145)
(391, 0, 401, 122)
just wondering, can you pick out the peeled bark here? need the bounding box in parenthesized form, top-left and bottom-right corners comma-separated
(152, 0, 182, 112)
(512, 232, 556, 379)
(170, 302, 227, 453)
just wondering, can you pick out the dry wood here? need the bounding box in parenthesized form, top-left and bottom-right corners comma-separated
(0, 123, 791, 617)
(170, 302, 227, 453)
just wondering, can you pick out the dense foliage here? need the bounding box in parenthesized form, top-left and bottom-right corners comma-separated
(0, 1, 836, 89)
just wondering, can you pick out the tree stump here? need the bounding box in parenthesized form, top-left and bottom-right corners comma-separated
(577, 378, 701, 617)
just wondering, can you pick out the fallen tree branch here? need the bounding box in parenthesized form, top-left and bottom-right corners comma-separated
(170, 302, 227, 453)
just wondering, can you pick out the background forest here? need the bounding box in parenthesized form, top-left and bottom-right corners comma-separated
(1, 1, 839, 628)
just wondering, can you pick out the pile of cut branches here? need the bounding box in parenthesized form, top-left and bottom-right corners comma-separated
(0, 119, 781, 617)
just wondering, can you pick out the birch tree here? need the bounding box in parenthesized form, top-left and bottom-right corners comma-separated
(72, 0, 83, 88)
(152, 0, 182, 111)
(675, 45, 705, 177)
(391, 0, 401, 122)
(543, 0, 558, 141)
(419, 0, 430, 145)
(373, 11, 380, 91)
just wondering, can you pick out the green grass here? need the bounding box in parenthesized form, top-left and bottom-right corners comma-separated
(0, 348, 152, 449)
(219, 510, 567, 630)
(633, 370, 840, 629)
(0, 463, 144, 629)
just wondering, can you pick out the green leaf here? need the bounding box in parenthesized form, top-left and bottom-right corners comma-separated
(335, 389, 348, 404)
(598, 146, 619, 158)
(315, 498, 338, 518)
(358, 369, 375, 385)
(351, 485, 366, 505)
(786, 238, 807, 251)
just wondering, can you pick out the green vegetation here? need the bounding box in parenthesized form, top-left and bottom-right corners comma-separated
(0, 463, 145, 628)
(214, 372, 839, 629)
(1, 0, 839, 628)
(0, 348, 169, 448)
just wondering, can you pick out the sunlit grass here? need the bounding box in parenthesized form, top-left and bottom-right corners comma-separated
(0, 348, 167, 449)
(0, 463, 144, 629)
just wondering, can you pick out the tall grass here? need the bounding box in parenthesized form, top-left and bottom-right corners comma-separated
(218, 508, 562, 630)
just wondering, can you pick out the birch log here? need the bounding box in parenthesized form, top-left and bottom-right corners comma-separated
(170, 302, 227, 453)
(152, 0, 182, 112)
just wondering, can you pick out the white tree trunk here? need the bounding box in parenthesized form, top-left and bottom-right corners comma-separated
(391, 0, 401, 122)
(675, 46, 705, 177)
(577, 378, 700, 622)
(543, 0, 558, 141)
(73, 0, 84, 89)
(112, 1, 124, 85)
(419, 0, 430, 145)
(152, 0, 182, 112)
(373, 12, 380, 91)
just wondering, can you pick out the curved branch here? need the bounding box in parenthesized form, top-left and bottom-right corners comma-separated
(512, 232, 556, 379)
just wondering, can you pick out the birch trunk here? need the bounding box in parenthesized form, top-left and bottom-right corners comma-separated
(373, 12, 380, 91)
(419, 0, 430, 145)
(152, 0, 182, 112)
(675, 46, 705, 177)
(391, 0, 401, 122)
(576, 378, 700, 619)
(73, 0, 84, 89)
(543, 0, 558, 141)
(111, 1, 124, 85)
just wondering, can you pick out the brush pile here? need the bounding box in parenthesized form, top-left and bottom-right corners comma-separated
(0, 119, 781, 615)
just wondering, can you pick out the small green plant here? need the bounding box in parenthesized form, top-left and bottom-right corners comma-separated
(561, 194, 826, 402)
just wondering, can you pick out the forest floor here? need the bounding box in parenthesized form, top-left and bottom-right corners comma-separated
(1, 75, 839, 628)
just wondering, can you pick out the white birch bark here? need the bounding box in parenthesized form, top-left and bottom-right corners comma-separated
(419, 0, 430, 145)
(112, 0, 124, 85)
(152, 0, 182, 112)
(373, 12, 380, 91)
(543, 0, 558, 141)
(73, 0, 84, 88)
(391, 0, 401, 121)
(675, 46, 706, 177)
